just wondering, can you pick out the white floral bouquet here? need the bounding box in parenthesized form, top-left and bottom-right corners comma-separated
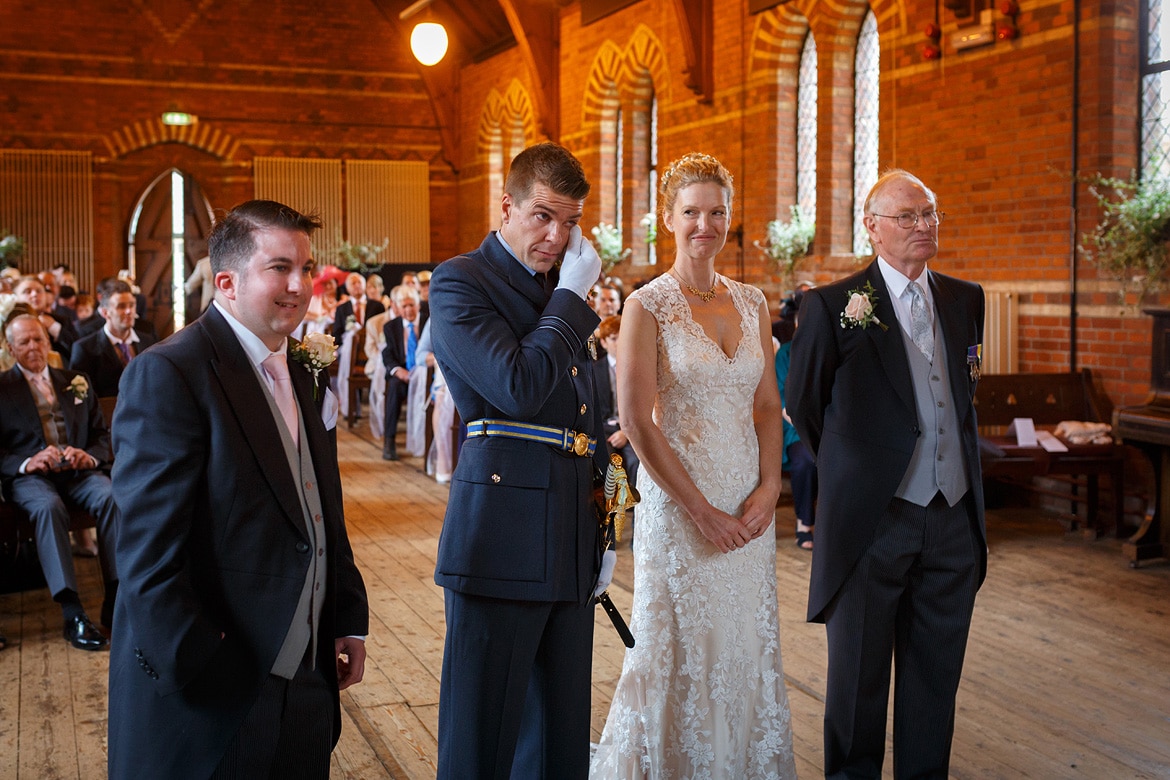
(290, 331, 338, 399)
(640, 212, 657, 246)
(755, 206, 815, 280)
(336, 237, 389, 271)
(0, 230, 24, 269)
(69, 375, 89, 402)
(591, 223, 632, 274)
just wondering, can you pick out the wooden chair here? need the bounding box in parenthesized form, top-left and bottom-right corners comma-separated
(99, 396, 117, 429)
(346, 336, 372, 429)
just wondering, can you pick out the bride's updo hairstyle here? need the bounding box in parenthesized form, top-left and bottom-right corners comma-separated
(658, 152, 735, 223)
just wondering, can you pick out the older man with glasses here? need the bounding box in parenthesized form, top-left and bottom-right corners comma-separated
(787, 169, 986, 779)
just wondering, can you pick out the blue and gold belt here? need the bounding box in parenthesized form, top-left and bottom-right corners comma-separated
(465, 418, 597, 457)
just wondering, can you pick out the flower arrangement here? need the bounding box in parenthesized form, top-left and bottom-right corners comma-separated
(755, 206, 815, 284)
(1080, 174, 1170, 304)
(290, 331, 338, 399)
(840, 281, 888, 331)
(591, 223, 632, 274)
(68, 375, 89, 402)
(336, 237, 389, 272)
(0, 230, 25, 270)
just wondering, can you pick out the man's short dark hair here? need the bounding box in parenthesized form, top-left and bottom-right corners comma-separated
(505, 142, 590, 204)
(57, 285, 76, 300)
(97, 279, 133, 308)
(208, 200, 323, 275)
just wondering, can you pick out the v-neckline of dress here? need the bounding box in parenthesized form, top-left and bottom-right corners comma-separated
(669, 273, 744, 362)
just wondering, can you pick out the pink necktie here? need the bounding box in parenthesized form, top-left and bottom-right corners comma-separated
(31, 373, 56, 404)
(262, 353, 299, 448)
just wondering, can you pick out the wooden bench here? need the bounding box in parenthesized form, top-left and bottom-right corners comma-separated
(974, 369, 1125, 536)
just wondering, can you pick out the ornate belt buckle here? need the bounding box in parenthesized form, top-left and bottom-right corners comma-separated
(572, 432, 590, 457)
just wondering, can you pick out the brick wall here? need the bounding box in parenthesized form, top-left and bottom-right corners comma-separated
(1, 0, 1156, 408)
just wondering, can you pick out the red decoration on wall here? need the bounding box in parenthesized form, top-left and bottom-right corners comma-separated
(922, 43, 942, 60)
(924, 21, 941, 40)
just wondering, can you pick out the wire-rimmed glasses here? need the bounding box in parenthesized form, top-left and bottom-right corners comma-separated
(871, 211, 944, 229)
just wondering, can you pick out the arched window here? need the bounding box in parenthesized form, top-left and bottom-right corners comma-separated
(797, 30, 818, 221)
(598, 83, 658, 268)
(1142, 0, 1170, 180)
(853, 9, 879, 256)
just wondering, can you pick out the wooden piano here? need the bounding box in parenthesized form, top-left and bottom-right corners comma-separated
(1113, 308, 1170, 566)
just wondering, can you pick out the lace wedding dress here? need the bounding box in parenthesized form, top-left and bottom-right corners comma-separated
(590, 274, 797, 779)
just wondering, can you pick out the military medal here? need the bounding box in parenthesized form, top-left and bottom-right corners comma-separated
(967, 344, 982, 381)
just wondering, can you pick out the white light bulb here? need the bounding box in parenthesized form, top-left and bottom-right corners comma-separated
(411, 22, 448, 66)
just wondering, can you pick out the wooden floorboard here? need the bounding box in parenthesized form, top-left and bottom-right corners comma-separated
(1, 422, 1169, 778)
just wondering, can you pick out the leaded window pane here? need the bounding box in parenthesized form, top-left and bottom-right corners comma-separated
(1142, 0, 1170, 181)
(853, 10, 879, 256)
(797, 32, 818, 220)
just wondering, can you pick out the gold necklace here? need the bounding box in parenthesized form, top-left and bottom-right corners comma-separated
(673, 269, 718, 302)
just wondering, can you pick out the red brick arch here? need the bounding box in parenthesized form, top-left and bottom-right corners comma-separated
(102, 118, 240, 161)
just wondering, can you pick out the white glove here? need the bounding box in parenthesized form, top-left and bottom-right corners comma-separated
(556, 225, 602, 301)
(592, 549, 617, 599)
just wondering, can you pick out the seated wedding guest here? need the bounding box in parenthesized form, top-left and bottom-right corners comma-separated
(70, 280, 158, 398)
(332, 272, 384, 340)
(595, 314, 638, 494)
(413, 319, 455, 483)
(363, 302, 394, 441)
(774, 289, 816, 550)
(75, 293, 96, 323)
(381, 285, 427, 461)
(116, 270, 149, 332)
(302, 273, 341, 336)
(366, 274, 391, 310)
(416, 270, 432, 316)
(592, 282, 623, 318)
(38, 272, 65, 314)
(56, 285, 79, 318)
(14, 275, 78, 356)
(0, 314, 118, 647)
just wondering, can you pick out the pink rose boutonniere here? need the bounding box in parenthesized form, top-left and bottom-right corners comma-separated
(840, 281, 889, 331)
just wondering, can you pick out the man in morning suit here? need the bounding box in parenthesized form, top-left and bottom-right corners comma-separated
(429, 142, 612, 779)
(68, 279, 157, 398)
(0, 314, 117, 649)
(787, 170, 987, 779)
(107, 200, 369, 780)
(380, 284, 427, 460)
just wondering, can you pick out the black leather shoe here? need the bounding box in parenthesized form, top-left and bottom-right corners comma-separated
(382, 446, 398, 461)
(64, 615, 109, 651)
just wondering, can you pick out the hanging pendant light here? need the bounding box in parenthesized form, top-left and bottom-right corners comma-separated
(410, 21, 448, 66)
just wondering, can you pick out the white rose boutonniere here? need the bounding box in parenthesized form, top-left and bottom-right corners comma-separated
(69, 375, 89, 404)
(290, 332, 338, 399)
(840, 281, 889, 331)
(345, 314, 359, 333)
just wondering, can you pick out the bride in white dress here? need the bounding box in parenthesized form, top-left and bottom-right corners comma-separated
(590, 153, 797, 779)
